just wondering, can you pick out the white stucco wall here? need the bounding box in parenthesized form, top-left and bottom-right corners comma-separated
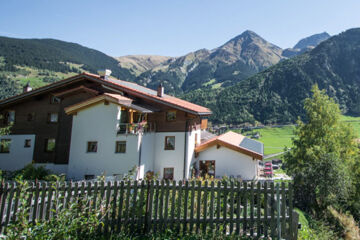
(68, 102, 140, 180)
(139, 133, 155, 178)
(0, 134, 35, 171)
(153, 132, 186, 180)
(196, 145, 258, 180)
(186, 129, 201, 179)
(34, 163, 68, 175)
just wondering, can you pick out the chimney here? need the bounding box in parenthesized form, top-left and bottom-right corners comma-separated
(23, 82, 32, 93)
(97, 69, 112, 80)
(157, 83, 164, 97)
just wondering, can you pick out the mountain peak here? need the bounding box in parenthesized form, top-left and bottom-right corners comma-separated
(229, 30, 263, 42)
(293, 32, 331, 49)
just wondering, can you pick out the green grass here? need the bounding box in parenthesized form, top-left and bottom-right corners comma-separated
(235, 126, 295, 155)
(340, 115, 360, 121)
(255, 126, 294, 155)
(233, 115, 360, 156)
(6, 64, 84, 90)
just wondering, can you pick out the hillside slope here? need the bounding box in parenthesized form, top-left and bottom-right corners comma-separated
(184, 28, 360, 124)
(135, 30, 284, 95)
(116, 55, 174, 76)
(0, 36, 136, 98)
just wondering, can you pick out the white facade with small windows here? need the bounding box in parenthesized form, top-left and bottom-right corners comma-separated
(66, 100, 200, 180)
(195, 145, 258, 180)
(0, 134, 35, 171)
(67, 102, 141, 180)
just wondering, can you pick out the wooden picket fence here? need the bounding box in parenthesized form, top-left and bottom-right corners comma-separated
(0, 180, 299, 239)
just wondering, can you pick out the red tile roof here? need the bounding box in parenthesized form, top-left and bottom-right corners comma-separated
(82, 72, 212, 115)
(195, 131, 263, 160)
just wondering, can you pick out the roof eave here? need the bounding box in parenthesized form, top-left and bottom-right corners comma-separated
(0, 74, 87, 106)
(195, 139, 263, 160)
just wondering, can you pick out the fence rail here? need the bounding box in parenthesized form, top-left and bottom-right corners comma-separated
(0, 180, 298, 239)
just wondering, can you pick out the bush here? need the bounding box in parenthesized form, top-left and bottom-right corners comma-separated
(15, 164, 51, 180)
(5, 178, 107, 240)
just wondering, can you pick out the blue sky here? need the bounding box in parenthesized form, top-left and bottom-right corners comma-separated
(0, 0, 359, 57)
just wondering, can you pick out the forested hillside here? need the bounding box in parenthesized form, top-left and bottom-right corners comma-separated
(0, 36, 135, 99)
(184, 28, 360, 124)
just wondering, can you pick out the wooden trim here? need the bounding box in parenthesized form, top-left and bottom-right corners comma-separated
(194, 138, 218, 152)
(65, 94, 135, 115)
(65, 95, 118, 115)
(0, 74, 87, 107)
(195, 138, 263, 160)
(53, 85, 99, 97)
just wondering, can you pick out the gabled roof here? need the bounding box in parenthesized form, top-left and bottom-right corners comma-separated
(0, 72, 212, 116)
(64, 93, 154, 115)
(53, 85, 99, 97)
(195, 131, 264, 160)
(103, 75, 211, 115)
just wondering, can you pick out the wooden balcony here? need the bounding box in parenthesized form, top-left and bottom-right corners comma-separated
(117, 122, 156, 135)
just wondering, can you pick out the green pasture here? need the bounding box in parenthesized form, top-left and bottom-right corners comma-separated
(234, 115, 360, 156)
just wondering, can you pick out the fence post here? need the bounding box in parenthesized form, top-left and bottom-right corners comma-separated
(276, 183, 281, 240)
(291, 211, 299, 240)
(144, 180, 154, 234)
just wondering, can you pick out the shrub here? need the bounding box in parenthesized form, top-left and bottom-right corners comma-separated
(5, 178, 107, 240)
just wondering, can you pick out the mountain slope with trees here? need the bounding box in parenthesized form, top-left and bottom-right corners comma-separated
(184, 28, 360, 124)
(0, 36, 136, 99)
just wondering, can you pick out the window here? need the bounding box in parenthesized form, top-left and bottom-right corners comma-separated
(84, 175, 95, 180)
(115, 141, 126, 153)
(87, 141, 98, 153)
(50, 96, 61, 104)
(163, 168, 174, 180)
(27, 112, 35, 122)
(47, 113, 58, 123)
(0, 139, 11, 153)
(24, 139, 31, 148)
(166, 111, 176, 121)
(164, 136, 175, 150)
(5, 111, 15, 124)
(45, 138, 56, 152)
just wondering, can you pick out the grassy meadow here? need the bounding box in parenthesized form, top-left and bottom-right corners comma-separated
(234, 115, 360, 156)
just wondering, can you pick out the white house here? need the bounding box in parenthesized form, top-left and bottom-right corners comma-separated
(194, 131, 263, 180)
(0, 70, 263, 180)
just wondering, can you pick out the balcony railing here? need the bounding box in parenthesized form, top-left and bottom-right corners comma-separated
(117, 122, 156, 135)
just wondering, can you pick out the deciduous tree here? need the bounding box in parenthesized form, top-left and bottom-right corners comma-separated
(285, 85, 358, 213)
